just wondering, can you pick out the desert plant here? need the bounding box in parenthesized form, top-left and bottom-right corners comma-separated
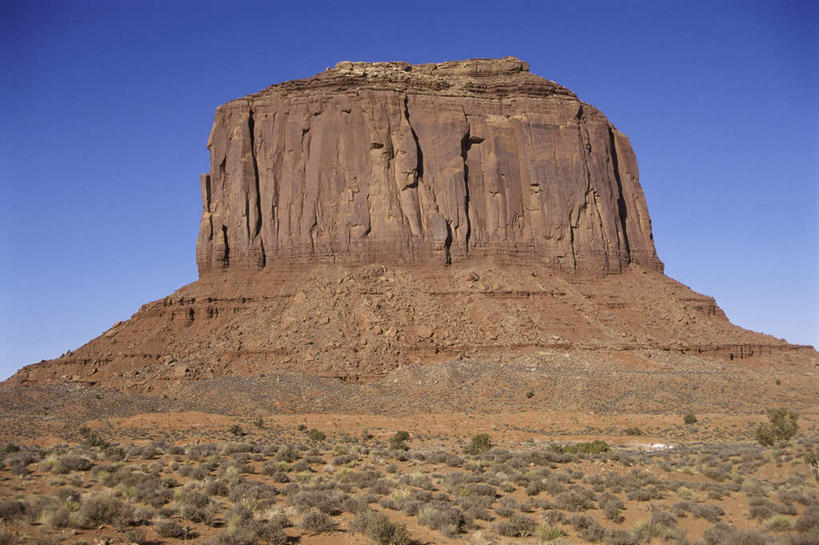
(495, 514, 536, 537)
(464, 433, 492, 455)
(756, 407, 798, 446)
(684, 412, 698, 425)
(566, 440, 609, 455)
(350, 510, 410, 545)
(156, 520, 188, 539)
(605, 529, 638, 545)
(229, 424, 244, 437)
(389, 431, 410, 451)
(534, 523, 566, 543)
(123, 528, 148, 545)
(624, 427, 643, 436)
(603, 499, 625, 522)
(417, 503, 464, 537)
(73, 492, 134, 529)
(300, 510, 335, 533)
(307, 429, 326, 442)
(78, 426, 109, 448)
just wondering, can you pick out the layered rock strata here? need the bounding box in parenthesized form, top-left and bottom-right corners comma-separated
(196, 57, 662, 274)
(8, 58, 815, 393)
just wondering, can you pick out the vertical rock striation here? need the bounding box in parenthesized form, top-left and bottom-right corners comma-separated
(196, 57, 663, 274)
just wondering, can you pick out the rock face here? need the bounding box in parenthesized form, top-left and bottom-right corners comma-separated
(8, 58, 816, 392)
(196, 57, 662, 274)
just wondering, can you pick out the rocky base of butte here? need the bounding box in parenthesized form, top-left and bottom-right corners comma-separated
(7, 58, 816, 395)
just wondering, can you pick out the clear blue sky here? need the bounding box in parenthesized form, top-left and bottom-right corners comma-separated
(1, 1, 816, 380)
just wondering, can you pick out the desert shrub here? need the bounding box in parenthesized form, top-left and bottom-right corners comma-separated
(307, 429, 326, 442)
(624, 427, 643, 436)
(126, 445, 159, 459)
(765, 515, 792, 531)
(55, 455, 93, 473)
(534, 523, 565, 542)
(229, 424, 244, 437)
(156, 520, 188, 539)
(179, 488, 210, 508)
(341, 496, 370, 515)
(290, 488, 348, 515)
(389, 431, 410, 451)
(333, 454, 356, 466)
(228, 481, 279, 508)
(756, 407, 798, 446)
(748, 496, 778, 520)
(570, 514, 606, 542)
(214, 519, 288, 545)
(468, 483, 496, 496)
(78, 426, 109, 448)
(205, 479, 230, 496)
(702, 523, 768, 545)
(793, 504, 819, 534)
(262, 468, 290, 483)
(36, 499, 71, 529)
(222, 442, 256, 455)
(182, 504, 214, 525)
(634, 519, 676, 542)
(300, 510, 335, 533)
(496, 514, 537, 537)
(123, 528, 148, 545)
(73, 492, 134, 529)
(417, 503, 464, 537)
(604, 529, 638, 545)
(0, 500, 28, 521)
(691, 503, 724, 522)
(403, 472, 435, 490)
(350, 511, 409, 545)
(465, 434, 493, 455)
(627, 485, 662, 502)
(554, 489, 595, 511)
(565, 440, 609, 455)
(603, 499, 625, 522)
(684, 412, 698, 425)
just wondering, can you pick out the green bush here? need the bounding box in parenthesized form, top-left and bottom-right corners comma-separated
(464, 433, 492, 455)
(535, 523, 566, 542)
(683, 412, 698, 425)
(565, 440, 609, 455)
(389, 431, 410, 451)
(624, 427, 643, 436)
(756, 407, 798, 446)
(307, 429, 326, 442)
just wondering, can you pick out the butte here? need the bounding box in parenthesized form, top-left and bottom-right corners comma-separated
(6, 58, 816, 416)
